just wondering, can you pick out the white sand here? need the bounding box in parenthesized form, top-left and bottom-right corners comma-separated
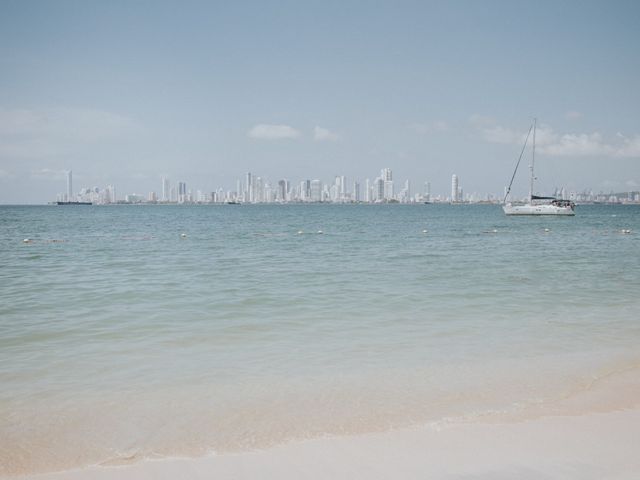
(19, 408, 640, 480)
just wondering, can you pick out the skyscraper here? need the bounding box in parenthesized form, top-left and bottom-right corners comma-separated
(353, 181, 360, 202)
(451, 174, 459, 202)
(310, 179, 322, 202)
(381, 168, 393, 200)
(277, 180, 286, 201)
(162, 177, 170, 202)
(375, 177, 385, 201)
(245, 172, 253, 203)
(66, 170, 73, 201)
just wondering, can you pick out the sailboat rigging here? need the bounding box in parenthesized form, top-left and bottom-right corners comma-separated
(502, 119, 575, 216)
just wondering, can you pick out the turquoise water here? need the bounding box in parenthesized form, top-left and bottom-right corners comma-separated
(1, 204, 639, 474)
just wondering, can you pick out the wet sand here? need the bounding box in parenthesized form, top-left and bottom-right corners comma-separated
(18, 406, 640, 480)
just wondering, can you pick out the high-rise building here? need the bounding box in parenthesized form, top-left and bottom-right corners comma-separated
(365, 179, 371, 202)
(353, 181, 360, 202)
(381, 168, 393, 200)
(384, 180, 393, 200)
(310, 179, 322, 202)
(303, 180, 311, 200)
(66, 170, 73, 201)
(425, 181, 431, 202)
(246, 172, 253, 203)
(277, 180, 287, 201)
(162, 177, 170, 201)
(375, 177, 385, 201)
(178, 182, 187, 203)
(451, 174, 459, 202)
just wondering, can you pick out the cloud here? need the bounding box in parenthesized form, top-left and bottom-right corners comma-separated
(0, 107, 142, 159)
(0, 169, 15, 179)
(313, 126, 339, 142)
(409, 121, 448, 135)
(469, 114, 496, 128)
(248, 124, 300, 140)
(471, 117, 640, 158)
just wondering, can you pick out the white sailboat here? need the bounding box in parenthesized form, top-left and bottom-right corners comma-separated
(503, 118, 575, 216)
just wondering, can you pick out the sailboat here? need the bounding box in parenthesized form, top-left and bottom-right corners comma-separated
(503, 118, 575, 216)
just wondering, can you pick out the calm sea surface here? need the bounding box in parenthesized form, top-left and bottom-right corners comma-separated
(1, 204, 639, 474)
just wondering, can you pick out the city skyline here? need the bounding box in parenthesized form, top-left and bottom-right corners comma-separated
(1, 1, 640, 203)
(57, 168, 640, 206)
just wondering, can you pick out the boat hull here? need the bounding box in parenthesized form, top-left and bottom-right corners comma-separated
(503, 204, 575, 216)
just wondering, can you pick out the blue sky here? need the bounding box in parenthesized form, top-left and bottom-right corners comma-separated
(1, 0, 639, 202)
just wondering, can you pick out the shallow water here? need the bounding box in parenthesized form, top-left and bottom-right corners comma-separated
(1, 204, 639, 474)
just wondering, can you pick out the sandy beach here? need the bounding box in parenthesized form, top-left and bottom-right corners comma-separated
(16, 406, 639, 480)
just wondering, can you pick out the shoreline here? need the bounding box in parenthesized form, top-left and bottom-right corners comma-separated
(11, 364, 640, 480)
(15, 407, 640, 480)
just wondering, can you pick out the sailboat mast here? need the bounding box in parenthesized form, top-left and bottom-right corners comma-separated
(529, 118, 537, 203)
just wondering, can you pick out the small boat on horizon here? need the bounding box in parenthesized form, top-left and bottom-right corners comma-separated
(502, 118, 575, 216)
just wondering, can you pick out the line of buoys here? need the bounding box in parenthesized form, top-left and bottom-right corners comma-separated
(620, 229, 632, 234)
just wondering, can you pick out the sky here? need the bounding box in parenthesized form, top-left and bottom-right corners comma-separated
(0, 0, 639, 203)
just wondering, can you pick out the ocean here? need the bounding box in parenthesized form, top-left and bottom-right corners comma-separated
(1, 204, 639, 475)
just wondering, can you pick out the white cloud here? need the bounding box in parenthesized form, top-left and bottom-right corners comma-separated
(616, 134, 640, 157)
(409, 121, 448, 135)
(313, 126, 339, 142)
(469, 114, 496, 128)
(480, 125, 523, 145)
(0, 169, 15, 179)
(541, 132, 612, 156)
(248, 124, 300, 140)
(472, 117, 640, 158)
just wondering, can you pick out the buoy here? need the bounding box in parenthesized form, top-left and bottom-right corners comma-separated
(544, 228, 550, 233)
(621, 229, 631, 234)
(317, 230, 323, 234)
(23, 238, 31, 243)
(492, 229, 498, 233)
(422, 229, 428, 234)
(180, 233, 187, 238)
(297, 230, 304, 235)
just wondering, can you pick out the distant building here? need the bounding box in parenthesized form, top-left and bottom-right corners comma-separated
(375, 177, 385, 201)
(66, 170, 73, 202)
(310, 179, 322, 202)
(451, 174, 459, 202)
(162, 177, 170, 201)
(178, 182, 187, 203)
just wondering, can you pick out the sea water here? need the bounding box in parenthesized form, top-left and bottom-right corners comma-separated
(1, 204, 639, 475)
